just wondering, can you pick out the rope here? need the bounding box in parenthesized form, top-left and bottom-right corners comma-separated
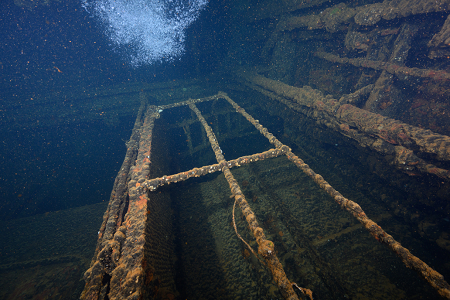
(232, 195, 266, 267)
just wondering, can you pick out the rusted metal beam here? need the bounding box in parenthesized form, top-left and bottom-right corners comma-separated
(315, 51, 450, 81)
(354, 0, 450, 26)
(239, 71, 450, 180)
(157, 94, 220, 110)
(428, 14, 450, 59)
(139, 148, 285, 192)
(81, 104, 164, 300)
(108, 108, 159, 300)
(276, 0, 450, 33)
(363, 23, 418, 113)
(81, 101, 148, 300)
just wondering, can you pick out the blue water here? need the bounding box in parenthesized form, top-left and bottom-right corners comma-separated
(0, 0, 220, 220)
(1, 0, 450, 299)
(81, 0, 207, 66)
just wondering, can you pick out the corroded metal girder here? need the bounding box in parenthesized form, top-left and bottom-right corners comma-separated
(239, 71, 450, 180)
(428, 14, 450, 58)
(139, 148, 285, 192)
(81, 104, 163, 300)
(81, 101, 148, 300)
(277, 0, 450, 32)
(315, 51, 450, 81)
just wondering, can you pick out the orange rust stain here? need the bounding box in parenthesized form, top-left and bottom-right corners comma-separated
(339, 123, 350, 132)
(136, 182, 141, 187)
(136, 195, 147, 210)
(143, 157, 150, 163)
(165, 293, 176, 300)
(145, 270, 154, 285)
(379, 100, 392, 110)
(397, 132, 409, 140)
(279, 231, 284, 237)
(242, 248, 251, 259)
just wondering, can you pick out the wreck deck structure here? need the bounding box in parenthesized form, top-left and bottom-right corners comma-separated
(78, 0, 450, 299)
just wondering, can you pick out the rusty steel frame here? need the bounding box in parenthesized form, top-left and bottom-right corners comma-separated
(139, 147, 285, 192)
(239, 71, 450, 181)
(83, 92, 450, 300)
(81, 100, 148, 300)
(315, 51, 450, 81)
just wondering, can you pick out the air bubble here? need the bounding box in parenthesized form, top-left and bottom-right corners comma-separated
(83, 0, 208, 66)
